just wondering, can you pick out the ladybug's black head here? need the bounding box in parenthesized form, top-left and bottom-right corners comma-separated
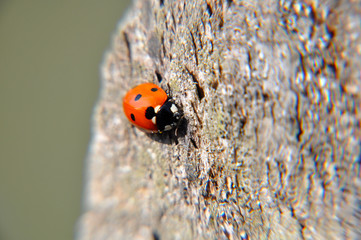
(155, 100, 180, 133)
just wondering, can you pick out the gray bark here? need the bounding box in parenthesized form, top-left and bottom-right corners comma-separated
(77, 0, 361, 239)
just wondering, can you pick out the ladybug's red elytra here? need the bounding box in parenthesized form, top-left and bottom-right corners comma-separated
(123, 83, 180, 133)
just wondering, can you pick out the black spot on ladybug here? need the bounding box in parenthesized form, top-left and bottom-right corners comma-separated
(151, 88, 158, 92)
(130, 113, 135, 121)
(134, 94, 142, 101)
(145, 107, 155, 120)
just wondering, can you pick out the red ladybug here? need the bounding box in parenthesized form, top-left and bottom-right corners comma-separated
(123, 83, 180, 133)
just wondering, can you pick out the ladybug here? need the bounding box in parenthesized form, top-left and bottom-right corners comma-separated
(123, 83, 181, 133)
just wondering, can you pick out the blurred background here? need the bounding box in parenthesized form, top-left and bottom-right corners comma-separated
(0, 1, 131, 239)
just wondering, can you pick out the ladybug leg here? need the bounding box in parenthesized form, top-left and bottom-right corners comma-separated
(174, 115, 185, 137)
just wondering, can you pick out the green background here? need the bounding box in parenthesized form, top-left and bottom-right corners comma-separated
(0, 1, 130, 239)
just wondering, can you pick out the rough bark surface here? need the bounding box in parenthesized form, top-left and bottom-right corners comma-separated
(77, 0, 361, 239)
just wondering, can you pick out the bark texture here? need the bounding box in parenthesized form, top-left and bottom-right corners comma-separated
(77, 0, 361, 239)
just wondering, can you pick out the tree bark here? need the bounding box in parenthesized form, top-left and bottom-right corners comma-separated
(77, 0, 361, 239)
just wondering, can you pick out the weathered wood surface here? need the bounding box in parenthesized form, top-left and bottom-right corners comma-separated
(77, 0, 361, 239)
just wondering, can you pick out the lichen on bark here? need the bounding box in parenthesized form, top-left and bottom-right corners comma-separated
(77, 0, 361, 239)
